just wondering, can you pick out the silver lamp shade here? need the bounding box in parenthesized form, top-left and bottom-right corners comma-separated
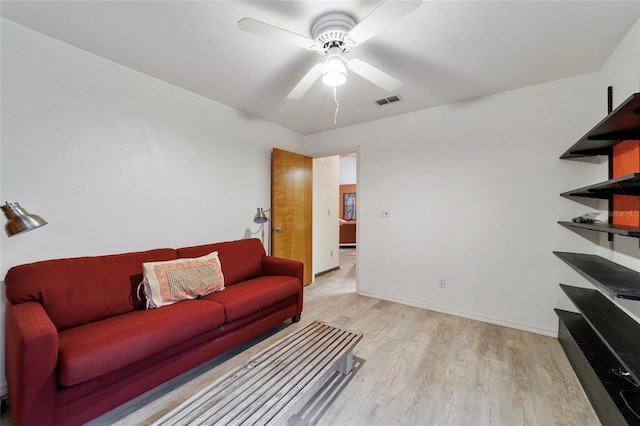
(2, 202, 48, 237)
(253, 207, 268, 224)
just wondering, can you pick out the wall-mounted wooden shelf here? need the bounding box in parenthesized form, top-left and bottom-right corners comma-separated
(560, 93, 640, 159)
(560, 173, 640, 198)
(554, 251, 640, 300)
(556, 91, 640, 426)
(558, 221, 640, 238)
(560, 285, 640, 385)
(555, 309, 640, 426)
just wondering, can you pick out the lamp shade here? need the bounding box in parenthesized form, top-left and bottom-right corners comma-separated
(253, 207, 268, 224)
(322, 59, 347, 87)
(322, 46, 347, 87)
(2, 202, 47, 237)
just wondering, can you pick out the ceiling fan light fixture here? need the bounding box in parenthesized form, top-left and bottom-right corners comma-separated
(322, 62, 347, 87)
(322, 47, 347, 87)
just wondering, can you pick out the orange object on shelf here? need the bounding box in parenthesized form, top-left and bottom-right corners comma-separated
(612, 140, 640, 227)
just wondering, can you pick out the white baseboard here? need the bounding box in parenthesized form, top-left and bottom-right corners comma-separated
(356, 290, 558, 338)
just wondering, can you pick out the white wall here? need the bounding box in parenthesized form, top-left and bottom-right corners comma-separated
(312, 156, 340, 277)
(598, 19, 640, 116)
(305, 72, 606, 336)
(339, 156, 357, 185)
(0, 19, 304, 394)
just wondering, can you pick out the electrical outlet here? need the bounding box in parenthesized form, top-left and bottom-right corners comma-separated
(439, 278, 446, 288)
(330, 250, 334, 257)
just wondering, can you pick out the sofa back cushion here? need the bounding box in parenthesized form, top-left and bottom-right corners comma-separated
(177, 238, 265, 286)
(5, 248, 178, 331)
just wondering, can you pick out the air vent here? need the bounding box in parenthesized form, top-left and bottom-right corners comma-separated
(375, 95, 402, 106)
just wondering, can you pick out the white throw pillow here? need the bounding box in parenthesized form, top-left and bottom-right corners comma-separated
(140, 251, 224, 309)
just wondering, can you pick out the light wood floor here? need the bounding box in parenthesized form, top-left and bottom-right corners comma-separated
(3, 249, 600, 425)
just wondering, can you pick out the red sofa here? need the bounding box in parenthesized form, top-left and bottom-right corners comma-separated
(4, 238, 303, 426)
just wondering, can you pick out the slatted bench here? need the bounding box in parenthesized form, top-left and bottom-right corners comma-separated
(153, 320, 363, 426)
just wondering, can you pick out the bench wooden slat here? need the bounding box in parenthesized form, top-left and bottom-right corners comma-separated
(164, 323, 332, 424)
(232, 329, 361, 425)
(200, 326, 349, 425)
(251, 332, 362, 425)
(153, 321, 362, 426)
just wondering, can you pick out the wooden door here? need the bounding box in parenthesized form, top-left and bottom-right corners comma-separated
(271, 148, 313, 285)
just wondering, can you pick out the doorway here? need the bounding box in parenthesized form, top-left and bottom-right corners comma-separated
(338, 154, 357, 281)
(311, 151, 358, 289)
(338, 154, 357, 249)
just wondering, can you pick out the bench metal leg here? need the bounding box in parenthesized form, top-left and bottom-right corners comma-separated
(336, 351, 354, 375)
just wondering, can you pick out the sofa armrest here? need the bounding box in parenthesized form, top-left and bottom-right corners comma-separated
(262, 256, 304, 318)
(261, 256, 304, 285)
(5, 301, 58, 426)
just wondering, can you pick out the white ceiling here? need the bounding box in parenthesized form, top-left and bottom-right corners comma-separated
(2, 1, 639, 135)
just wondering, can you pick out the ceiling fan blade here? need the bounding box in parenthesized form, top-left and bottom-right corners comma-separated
(287, 63, 324, 99)
(347, 0, 422, 45)
(347, 58, 402, 92)
(238, 18, 317, 50)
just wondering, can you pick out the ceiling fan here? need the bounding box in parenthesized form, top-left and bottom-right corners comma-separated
(238, 0, 422, 99)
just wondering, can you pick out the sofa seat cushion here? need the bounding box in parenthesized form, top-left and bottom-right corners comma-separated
(58, 299, 225, 387)
(200, 275, 300, 323)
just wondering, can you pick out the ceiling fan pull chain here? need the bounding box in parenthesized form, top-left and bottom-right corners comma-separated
(333, 86, 340, 124)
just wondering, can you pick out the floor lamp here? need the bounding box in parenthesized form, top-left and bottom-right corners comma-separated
(253, 207, 270, 254)
(2, 202, 47, 237)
